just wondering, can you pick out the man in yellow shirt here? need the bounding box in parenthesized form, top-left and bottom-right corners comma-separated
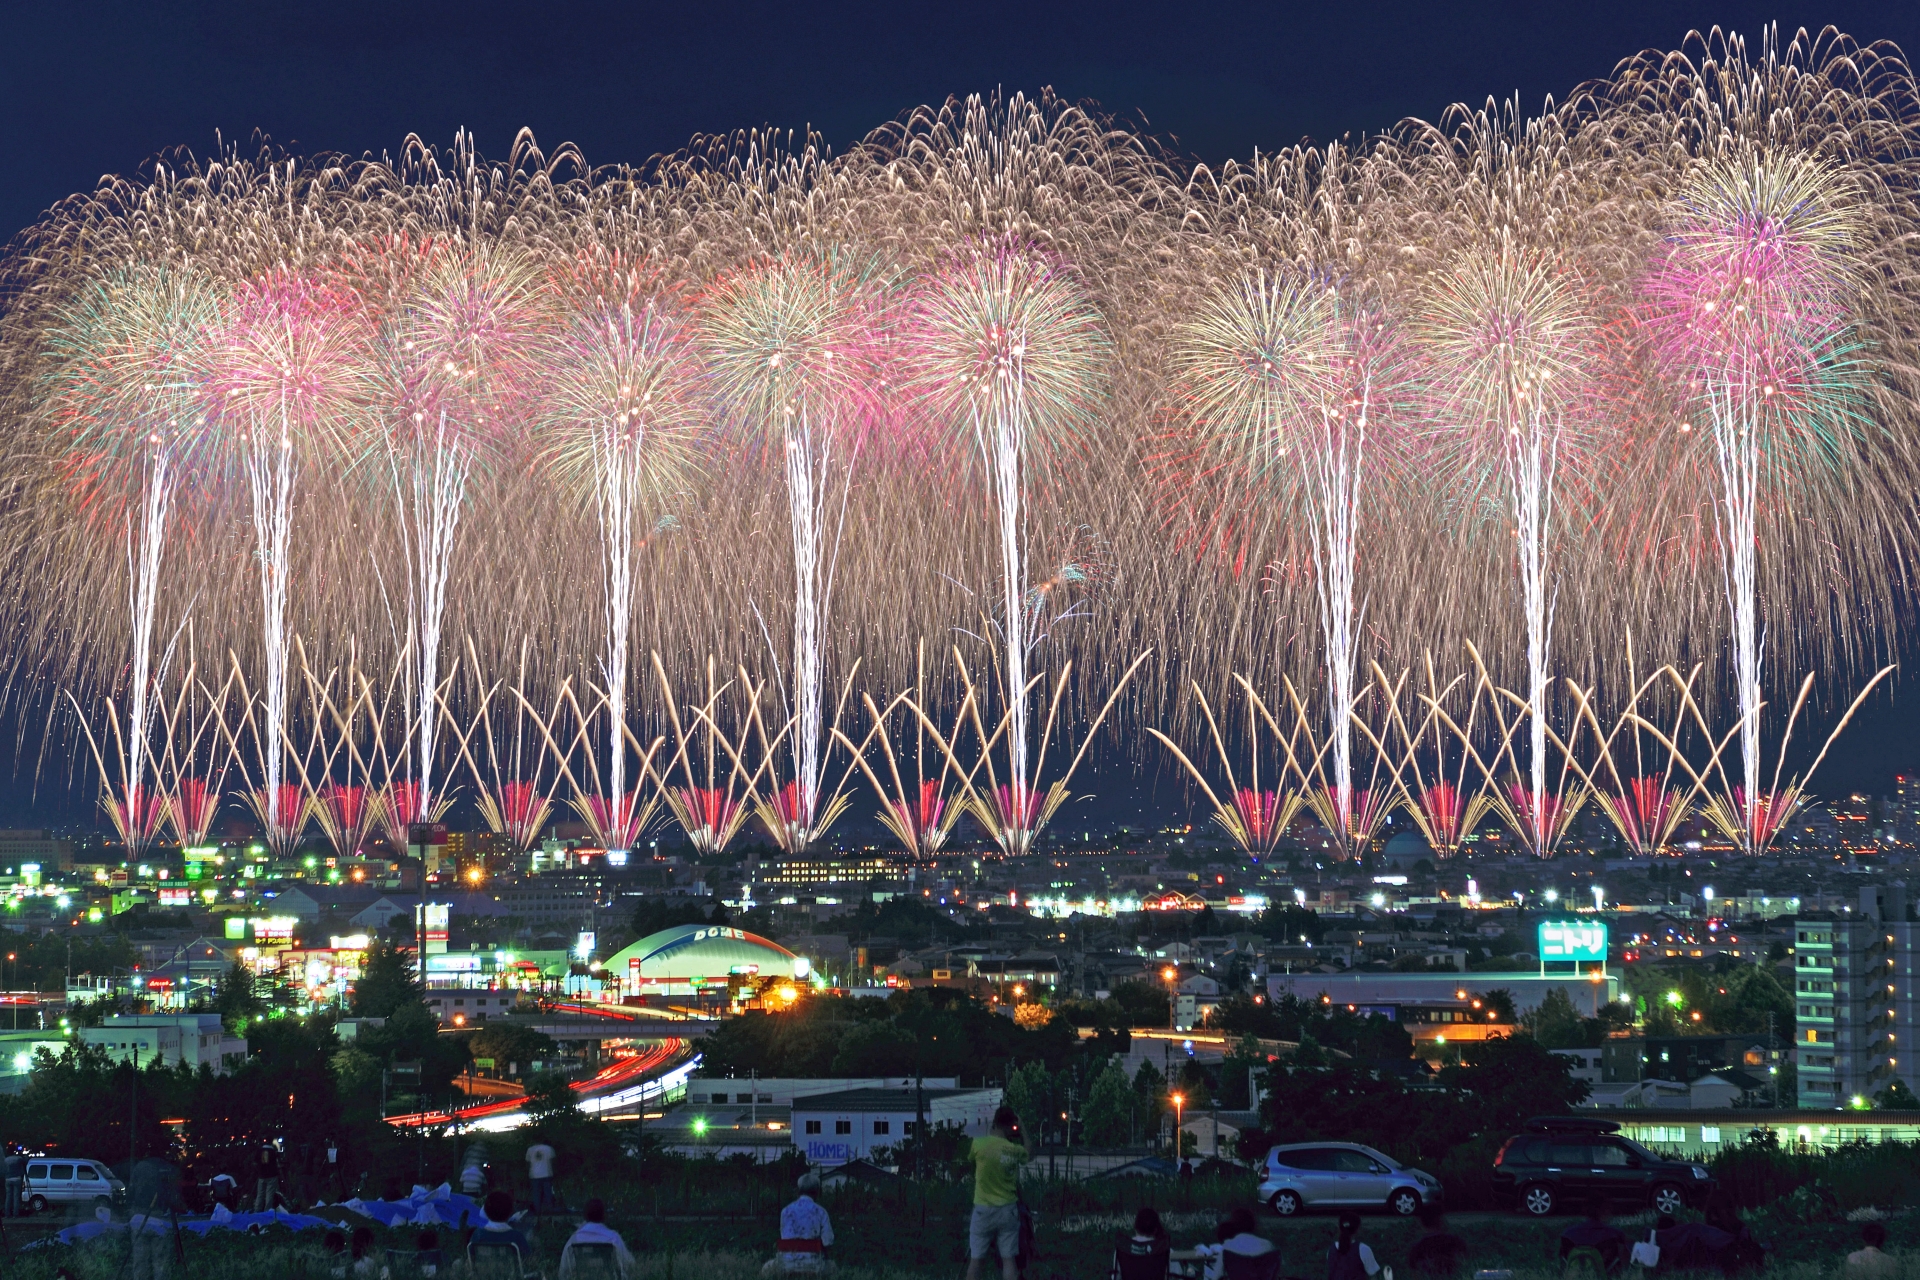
(966, 1107, 1032, 1280)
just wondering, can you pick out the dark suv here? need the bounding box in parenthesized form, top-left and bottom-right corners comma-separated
(1492, 1117, 1715, 1217)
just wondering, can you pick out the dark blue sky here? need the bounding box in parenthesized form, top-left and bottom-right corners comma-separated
(5, 2, 1920, 241)
(2, 1, 1918, 821)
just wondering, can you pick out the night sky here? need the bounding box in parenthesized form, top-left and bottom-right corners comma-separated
(2, 1, 1918, 822)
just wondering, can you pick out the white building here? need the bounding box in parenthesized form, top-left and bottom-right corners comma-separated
(791, 1087, 1000, 1166)
(1551, 1047, 1605, 1088)
(77, 1014, 246, 1072)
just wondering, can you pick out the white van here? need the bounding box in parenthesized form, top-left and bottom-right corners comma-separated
(22, 1158, 123, 1213)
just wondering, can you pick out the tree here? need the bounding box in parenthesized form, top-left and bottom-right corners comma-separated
(1005, 1060, 1051, 1142)
(352, 939, 419, 1018)
(465, 1022, 556, 1075)
(1874, 1080, 1920, 1110)
(1080, 1059, 1133, 1146)
(1132, 1058, 1167, 1142)
(1520, 988, 1588, 1049)
(213, 959, 263, 1032)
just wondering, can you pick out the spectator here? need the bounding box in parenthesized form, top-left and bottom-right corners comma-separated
(126, 1157, 180, 1280)
(1406, 1207, 1469, 1280)
(414, 1228, 445, 1277)
(1326, 1213, 1380, 1280)
(349, 1225, 378, 1279)
(966, 1106, 1032, 1280)
(1559, 1197, 1628, 1277)
(469, 1189, 535, 1270)
(1198, 1207, 1276, 1280)
(4, 1147, 23, 1218)
(526, 1139, 557, 1213)
(254, 1141, 281, 1212)
(459, 1144, 489, 1198)
(1848, 1222, 1896, 1279)
(561, 1198, 634, 1279)
(321, 1228, 348, 1280)
(765, 1172, 832, 1275)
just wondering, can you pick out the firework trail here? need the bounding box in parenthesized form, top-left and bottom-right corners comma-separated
(909, 240, 1110, 850)
(544, 284, 704, 848)
(42, 264, 218, 852)
(206, 270, 371, 844)
(1642, 149, 1865, 850)
(1173, 274, 1392, 853)
(1415, 242, 1593, 854)
(701, 254, 879, 852)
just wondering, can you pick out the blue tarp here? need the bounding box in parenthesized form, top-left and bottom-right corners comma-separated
(38, 1207, 334, 1246)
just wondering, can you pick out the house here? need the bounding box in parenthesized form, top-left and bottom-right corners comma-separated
(1551, 1047, 1605, 1088)
(1689, 1070, 1767, 1109)
(77, 1014, 246, 1073)
(350, 896, 416, 931)
(1180, 1115, 1240, 1159)
(790, 1087, 1001, 1166)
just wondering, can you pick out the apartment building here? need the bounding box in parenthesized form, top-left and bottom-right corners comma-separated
(1793, 885, 1912, 1107)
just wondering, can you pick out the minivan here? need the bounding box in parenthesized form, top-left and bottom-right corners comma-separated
(23, 1158, 124, 1214)
(1258, 1141, 1443, 1217)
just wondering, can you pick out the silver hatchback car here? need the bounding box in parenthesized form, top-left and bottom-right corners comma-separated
(1258, 1141, 1442, 1217)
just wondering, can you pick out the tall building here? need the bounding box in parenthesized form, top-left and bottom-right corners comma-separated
(1793, 886, 1912, 1107)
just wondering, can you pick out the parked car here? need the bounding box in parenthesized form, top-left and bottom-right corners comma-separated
(22, 1158, 124, 1214)
(1258, 1141, 1443, 1217)
(1491, 1116, 1714, 1217)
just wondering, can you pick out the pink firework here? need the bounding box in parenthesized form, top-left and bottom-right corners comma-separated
(578, 791, 652, 850)
(103, 783, 168, 852)
(207, 268, 373, 445)
(1506, 784, 1568, 852)
(167, 776, 221, 847)
(671, 786, 746, 856)
(1600, 776, 1687, 856)
(246, 783, 309, 857)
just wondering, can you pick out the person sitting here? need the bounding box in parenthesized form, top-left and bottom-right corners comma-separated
(1325, 1212, 1380, 1280)
(560, 1198, 633, 1279)
(1111, 1206, 1170, 1280)
(1848, 1222, 1897, 1278)
(469, 1190, 536, 1272)
(1197, 1206, 1278, 1280)
(413, 1227, 446, 1277)
(350, 1225, 380, 1278)
(764, 1172, 834, 1274)
(1559, 1197, 1628, 1277)
(322, 1228, 349, 1280)
(1406, 1206, 1469, 1280)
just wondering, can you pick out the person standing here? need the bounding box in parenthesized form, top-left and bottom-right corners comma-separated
(3, 1147, 23, 1218)
(966, 1107, 1032, 1280)
(525, 1139, 556, 1213)
(126, 1156, 181, 1280)
(254, 1141, 281, 1212)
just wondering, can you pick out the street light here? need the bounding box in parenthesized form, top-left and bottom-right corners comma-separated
(1163, 966, 1177, 1031)
(1170, 1091, 1185, 1157)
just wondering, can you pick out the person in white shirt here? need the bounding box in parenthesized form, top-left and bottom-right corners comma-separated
(525, 1140, 557, 1213)
(559, 1198, 634, 1279)
(1197, 1207, 1276, 1280)
(764, 1171, 834, 1274)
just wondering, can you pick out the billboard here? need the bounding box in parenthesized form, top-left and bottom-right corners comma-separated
(416, 902, 450, 955)
(1538, 920, 1608, 964)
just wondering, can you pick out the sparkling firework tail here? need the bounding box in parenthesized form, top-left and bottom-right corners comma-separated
(1476, 645, 1590, 854)
(1642, 663, 1895, 856)
(446, 640, 558, 853)
(156, 654, 237, 848)
(1273, 673, 1394, 855)
(833, 686, 970, 858)
(742, 659, 864, 852)
(1145, 680, 1306, 858)
(1559, 648, 1700, 855)
(209, 650, 310, 856)
(650, 654, 769, 857)
(1363, 657, 1500, 858)
(391, 411, 471, 825)
(244, 419, 296, 836)
(290, 647, 387, 858)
